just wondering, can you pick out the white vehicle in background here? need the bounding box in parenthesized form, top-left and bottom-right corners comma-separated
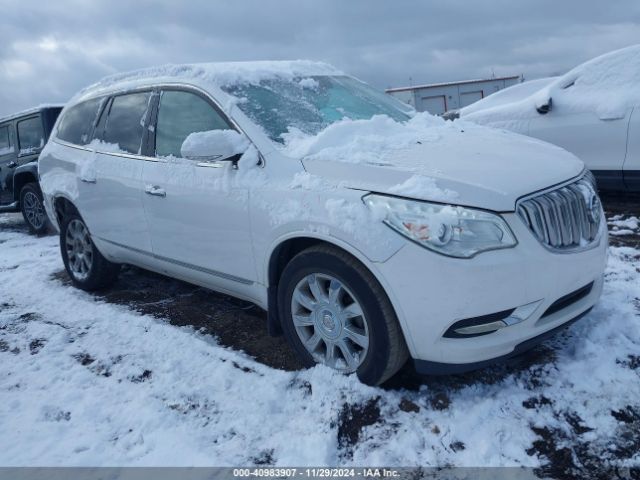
(447, 45, 640, 192)
(451, 76, 558, 117)
(38, 61, 606, 385)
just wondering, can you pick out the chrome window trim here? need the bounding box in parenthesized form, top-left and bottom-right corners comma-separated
(52, 138, 167, 163)
(54, 82, 263, 167)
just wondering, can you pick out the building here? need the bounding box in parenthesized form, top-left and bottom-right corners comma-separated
(386, 75, 522, 115)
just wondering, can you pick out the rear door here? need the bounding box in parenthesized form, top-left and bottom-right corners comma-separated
(141, 87, 257, 289)
(79, 91, 154, 256)
(0, 123, 17, 204)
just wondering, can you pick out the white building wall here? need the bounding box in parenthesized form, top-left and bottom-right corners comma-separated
(387, 77, 521, 115)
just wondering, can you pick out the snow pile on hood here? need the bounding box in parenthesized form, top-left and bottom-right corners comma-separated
(281, 113, 464, 201)
(281, 112, 446, 163)
(278, 111, 583, 207)
(465, 44, 640, 123)
(78, 61, 342, 98)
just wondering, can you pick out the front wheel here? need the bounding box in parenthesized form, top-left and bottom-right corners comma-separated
(60, 213, 120, 291)
(20, 183, 49, 235)
(279, 244, 409, 385)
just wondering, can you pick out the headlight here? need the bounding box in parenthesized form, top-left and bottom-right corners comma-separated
(364, 194, 517, 258)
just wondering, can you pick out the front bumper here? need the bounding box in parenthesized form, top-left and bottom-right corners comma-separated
(370, 212, 608, 368)
(414, 307, 593, 374)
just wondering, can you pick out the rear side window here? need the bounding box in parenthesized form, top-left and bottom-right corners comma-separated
(17, 117, 44, 154)
(0, 125, 13, 155)
(57, 98, 103, 145)
(103, 92, 152, 154)
(155, 90, 231, 158)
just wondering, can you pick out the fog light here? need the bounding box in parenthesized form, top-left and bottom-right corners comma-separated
(445, 301, 542, 338)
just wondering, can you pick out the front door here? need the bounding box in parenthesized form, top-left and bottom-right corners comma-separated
(141, 88, 257, 288)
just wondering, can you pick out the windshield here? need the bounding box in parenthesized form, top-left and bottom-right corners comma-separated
(221, 75, 412, 143)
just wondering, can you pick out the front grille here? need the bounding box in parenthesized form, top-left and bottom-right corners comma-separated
(517, 174, 602, 251)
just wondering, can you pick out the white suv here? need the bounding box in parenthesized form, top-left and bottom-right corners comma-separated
(38, 61, 607, 385)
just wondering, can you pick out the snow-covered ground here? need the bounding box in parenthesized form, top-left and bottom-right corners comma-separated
(0, 209, 638, 475)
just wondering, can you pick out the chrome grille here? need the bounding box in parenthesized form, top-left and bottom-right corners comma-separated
(517, 174, 602, 251)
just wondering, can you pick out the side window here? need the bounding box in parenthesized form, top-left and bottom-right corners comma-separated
(103, 92, 152, 154)
(56, 98, 103, 145)
(17, 117, 44, 154)
(155, 90, 231, 158)
(0, 125, 13, 156)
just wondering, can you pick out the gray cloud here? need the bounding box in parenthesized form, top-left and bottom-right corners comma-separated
(1, 0, 639, 116)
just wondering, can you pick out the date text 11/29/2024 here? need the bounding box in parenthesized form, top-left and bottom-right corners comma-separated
(233, 468, 400, 478)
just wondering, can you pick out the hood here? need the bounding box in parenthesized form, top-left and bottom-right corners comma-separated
(300, 122, 584, 212)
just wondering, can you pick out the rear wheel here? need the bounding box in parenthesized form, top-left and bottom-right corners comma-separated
(60, 213, 120, 291)
(279, 244, 409, 385)
(20, 183, 49, 235)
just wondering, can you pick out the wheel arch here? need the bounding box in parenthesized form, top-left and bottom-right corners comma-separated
(12, 169, 39, 201)
(52, 195, 80, 226)
(265, 234, 400, 338)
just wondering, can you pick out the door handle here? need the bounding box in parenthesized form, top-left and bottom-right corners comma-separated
(80, 178, 97, 184)
(145, 185, 166, 197)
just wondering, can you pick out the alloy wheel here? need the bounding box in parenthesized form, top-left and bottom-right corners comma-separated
(23, 191, 46, 230)
(291, 273, 370, 372)
(65, 219, 94, 281)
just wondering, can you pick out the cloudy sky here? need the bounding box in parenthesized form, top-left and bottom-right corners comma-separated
(1, 0, 639, 117)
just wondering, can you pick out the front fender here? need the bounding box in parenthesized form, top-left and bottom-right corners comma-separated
(251, 187, 406, 286)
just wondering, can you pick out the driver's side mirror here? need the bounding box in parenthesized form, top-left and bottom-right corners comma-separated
(535, 96, 553, 115)
(181, 129, 250, 167)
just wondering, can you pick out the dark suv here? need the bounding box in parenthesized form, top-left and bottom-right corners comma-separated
(0, 105, 63, 233)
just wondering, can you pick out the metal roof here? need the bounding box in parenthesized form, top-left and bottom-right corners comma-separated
(386, 75, 521, 93)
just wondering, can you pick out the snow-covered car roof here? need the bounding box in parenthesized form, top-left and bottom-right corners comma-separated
(463, 44, 640, 122)
(73, 60, 343, 103)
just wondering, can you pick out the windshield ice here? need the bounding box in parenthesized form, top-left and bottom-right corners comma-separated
(221, 75, 413, 143)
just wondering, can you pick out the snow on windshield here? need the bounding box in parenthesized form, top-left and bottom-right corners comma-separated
(222, 76, 412, 143)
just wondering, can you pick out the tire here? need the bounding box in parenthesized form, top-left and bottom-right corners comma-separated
(278, 244, 409, 385)
(60, 212, 120, 291)
(20, 183, 49, 235)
